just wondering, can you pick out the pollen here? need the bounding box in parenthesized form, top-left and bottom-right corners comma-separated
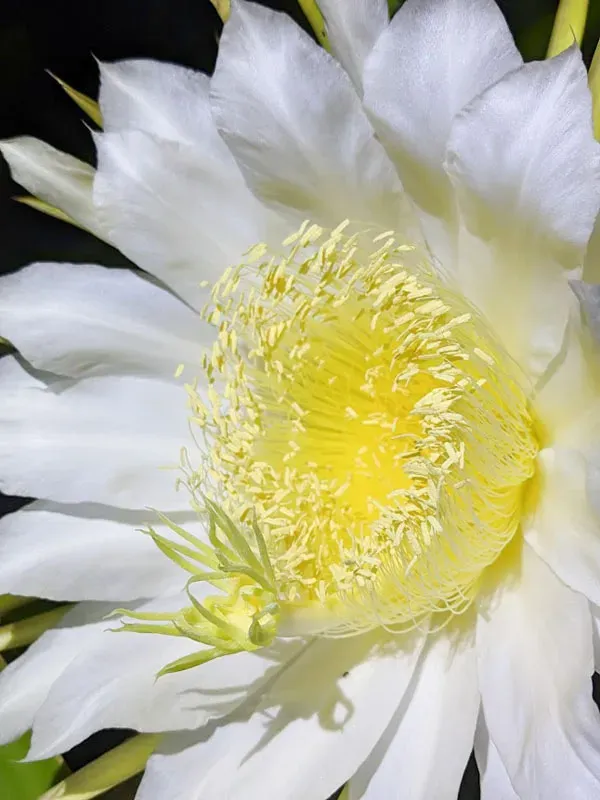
(175, 221, 539, 637)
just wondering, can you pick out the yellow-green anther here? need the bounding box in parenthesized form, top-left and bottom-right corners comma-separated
(48, 73, 103, 127)
(547, 0, 589, 58)
(209, 0, 230, 22)
(0, 606, 71, 652)
(297, 0, 330, 50)
(590, 39, 600, 140)
(38, 734, 159, 800)
(0, 594, 31, 617)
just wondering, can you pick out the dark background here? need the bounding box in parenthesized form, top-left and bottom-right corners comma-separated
(0, 1, 598, 798)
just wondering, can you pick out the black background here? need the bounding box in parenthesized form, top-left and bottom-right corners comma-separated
(0, 1, 599, 798)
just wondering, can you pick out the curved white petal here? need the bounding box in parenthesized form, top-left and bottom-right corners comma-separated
(210, 0, 408, 230)
(476, 542, 600, 799)
(445, 48, 600, 376)
(0, 262, 210, 378)
(28, 594, 306, 758)
(348, 621, 479, 800)
(135, 630, 425, 800)
(99, 59, 214, 144)
(0, 357, 191, 510)
(584, 213, 600, 283)
(363, 0, 521, 258)
(474, 713, 519, 800)
(535, 302, 600, 444)
(317, 0, 388, 92)
(93, 129, 280, 308)
(0, 602, 116, 746)
(525, 448, 600, 607)
(0, 500, 190, 601)
(0, 137, 104, 238)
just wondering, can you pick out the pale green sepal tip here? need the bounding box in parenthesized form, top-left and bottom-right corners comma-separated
(297, 0, 330, 49)
(48, 72, 103, 127)
(546, 0, 589, 57)
(38, 734, 159, 800)
(0, 606, 72, 653)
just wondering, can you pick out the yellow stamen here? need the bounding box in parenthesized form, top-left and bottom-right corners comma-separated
(131, 223, 538, 671)
(546, 0, 589, 58)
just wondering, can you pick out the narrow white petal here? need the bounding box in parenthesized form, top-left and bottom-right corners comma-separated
(93, 129, 281, 308)
(0, 603, 116, 746)
(0, 262, 210, 378)
(446, 48, 600, 375)
(474, 713, 519, 800)
(0, 137, 104, 237)
(0, 500, 189, 601)
(348, 622, 478, 800)
(99, 59, 215, 144)
(0, 357, 191, 510)
(525, 448, 600, 606)
(317, 0, 388, 92)
(210, 0, 408, 230)
(28, 595, 306, 758)
(477, 543, 600, 799)
(363, 0, 521, 257)
(136, 631, 426, 800)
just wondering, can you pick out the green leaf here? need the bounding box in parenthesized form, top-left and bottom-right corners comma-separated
(0, 731, 63, 799)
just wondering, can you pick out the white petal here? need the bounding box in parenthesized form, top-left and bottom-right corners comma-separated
(99, 59, 214, 144)
(136, 631, 425, 800)
(0, 262, 210, 378)
(0, 357, 191, 509)
(210, 0, 407, 230)
(93, 129, 280, 308)
(317, 0, 388, 92)
(477, 543, 600, 799)
(0, 500, 189, 601)
(474, 713, 519, 800)
(0, 602, 116, 746)
(0, 137, 104, 238)
(525, 448, 600, 607)
(28, 595, 306, 758)
(348, 621, 479, 799)
(534, 302, 600, 445)
(363, 0, 521, 256)
(445, 48, 600, 376)
(584, 212, 600, 283)
(591, 604, 600, 671)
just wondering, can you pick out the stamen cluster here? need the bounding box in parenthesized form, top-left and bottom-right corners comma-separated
(185, 222, 538, 634)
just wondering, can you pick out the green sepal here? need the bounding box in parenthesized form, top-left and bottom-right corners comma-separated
(0, 732, 64, 800)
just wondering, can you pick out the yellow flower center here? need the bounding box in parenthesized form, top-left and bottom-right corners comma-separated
(120, 222, 539, 674)
(188, 222, 538, 635)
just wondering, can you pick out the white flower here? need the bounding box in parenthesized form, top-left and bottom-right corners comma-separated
(1, 0, 600, 798)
